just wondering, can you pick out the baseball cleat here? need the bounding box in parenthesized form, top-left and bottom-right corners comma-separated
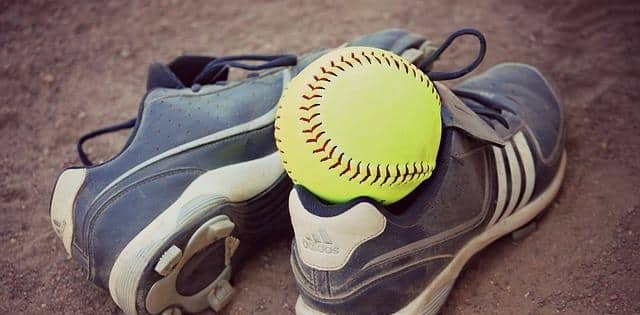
(49, 29, 438, 315)
(289, 30, 566, 315)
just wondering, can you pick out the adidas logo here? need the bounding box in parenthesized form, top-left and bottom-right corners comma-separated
(302, 228, 340, 255)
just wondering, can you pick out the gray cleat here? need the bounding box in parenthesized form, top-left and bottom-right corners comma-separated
(290, 30, 567, 315)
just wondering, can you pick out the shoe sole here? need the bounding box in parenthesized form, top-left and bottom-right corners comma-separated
(295, 150, 567, 315)
(109, 152, 288, 315)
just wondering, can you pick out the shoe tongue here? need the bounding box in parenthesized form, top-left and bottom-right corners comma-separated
(146, 62, 185, 90)
(435, 82, 504, 146)
(146, 56, 221, 90)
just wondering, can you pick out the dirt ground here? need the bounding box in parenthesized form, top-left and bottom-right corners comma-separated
(1, 0, 639, 314)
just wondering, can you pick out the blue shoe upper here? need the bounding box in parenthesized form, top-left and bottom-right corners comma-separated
(75, 63, 291, 287)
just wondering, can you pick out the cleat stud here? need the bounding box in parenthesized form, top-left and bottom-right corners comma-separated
(207, 279, 235, 312)
(155, 245, 182, 276)
(206, 220, 235, 242)
(511, 221, 537, 241)
(224, 236, 240, 266)
(161, 306, 182, 315)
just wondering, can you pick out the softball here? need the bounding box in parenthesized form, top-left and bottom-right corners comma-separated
(275, 47, 441, 205)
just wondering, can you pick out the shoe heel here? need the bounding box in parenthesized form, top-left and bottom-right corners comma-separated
(50, 168, 86, 256)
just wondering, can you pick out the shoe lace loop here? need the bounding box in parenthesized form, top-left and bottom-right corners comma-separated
(418, 28, 486, 82)
(420, 28, 510, 129)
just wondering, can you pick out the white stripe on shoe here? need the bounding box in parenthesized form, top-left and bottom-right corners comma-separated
(513, 132, 536, 210)
(488, 146, 507, 226)
(501, 141, 522, 219)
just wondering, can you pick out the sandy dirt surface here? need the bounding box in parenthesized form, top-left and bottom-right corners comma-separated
(1, 0, 639, 314)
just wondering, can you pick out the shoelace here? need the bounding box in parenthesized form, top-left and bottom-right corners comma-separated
(77, 118, 137, 166)
(77, 54, 298, 166)
(416, 28, 512, 129)
(76, 28, 505, 166)
(451, 89, 514, 128)
(418, 28, 486, 81)
(192, 54, 297, 86)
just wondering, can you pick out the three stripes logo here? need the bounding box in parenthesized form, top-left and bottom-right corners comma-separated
(302, 228, 340, 255)
(488, 132, 536, 226)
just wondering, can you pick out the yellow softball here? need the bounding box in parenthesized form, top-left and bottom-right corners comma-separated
(275, 47, 441, 205)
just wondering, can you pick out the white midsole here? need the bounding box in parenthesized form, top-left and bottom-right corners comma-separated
(109, 152, 284, 315)
(296, 151, 567, 315)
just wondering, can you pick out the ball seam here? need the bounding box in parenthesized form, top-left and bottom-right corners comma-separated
(289, 48, 439, 187)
